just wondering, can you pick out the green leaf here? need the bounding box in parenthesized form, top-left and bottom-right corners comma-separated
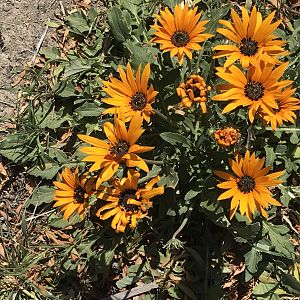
(24, 186, 55, 208)
(160, 132, 192, 147)
(40, 47, 61, 59)
(184, 190, 201, 201)
(65, 11, 90, 33)
(244, 248, 262, 282)
(253, 283, 280, 300)
(107, 7, 131, 42)
(204, 6, 231, 34)
(64, 60, 92, 77)
(264, 146, 276, 166)
(74, 101, 102, 118)
(124, 41, 159, 68)
(49, 213, 81, 228)
(120, 0, 143, 15)
(160, 166, 179, 189)
(262, 222, 294, 259)
(116, 275, 138, 289)
(281, 272, 300, 295)
(0, 133, 30, 163)
(290, 132, 299, 144)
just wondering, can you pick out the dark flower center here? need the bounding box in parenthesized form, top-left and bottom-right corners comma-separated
(237, 175, 256, 193)
(171, 31, 189, 47)
(74, 187, 85, 203)
(244, 80, 265, 100)
(192, 86, 201, 98)
(239, 38, 259, 56)
(131, 92, 147, 111)
(120, 189, 137, 212)
(110, 140, 129, 157)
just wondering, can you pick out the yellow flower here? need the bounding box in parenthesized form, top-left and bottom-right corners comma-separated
(96, 170, 164, 232)
(214, 127, 240, 147)
(260, 86, 300, 130)
(53, 167, 95, 220)
(102, 63, 158, 123)
(176, 75, 211, 112)
(78, 115, 153, 188)
(214, 150, 284, 222)
(213, 6, 288, 68)
(212, 62, 292, 123)
(151, 4, 213, 65)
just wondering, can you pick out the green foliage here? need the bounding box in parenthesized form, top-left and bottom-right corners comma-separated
(1, 1, 299, 299)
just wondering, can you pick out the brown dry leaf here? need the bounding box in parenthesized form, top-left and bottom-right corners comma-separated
(57, 129, 72, 145)
(0, 243, 6, 258)
(45, 231, 65, 245)
(169, 274, 182, 282)
(223, 278, 237, 289)
(11, 70, 26, 87)
(76, 0, 91, 8)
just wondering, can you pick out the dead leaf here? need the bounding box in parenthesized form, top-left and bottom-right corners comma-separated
(11, 70, 26, 87)
(57, 129, 72, 145)
(76, 0, 91, 8)
(45, 231, 65, 245)
(0, 243, 6, 258)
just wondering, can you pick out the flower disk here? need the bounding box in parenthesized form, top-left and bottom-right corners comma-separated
(214, 127, 240, 147)
(213, 6, 289, 68)
(78, 115, 154, 188)
(53, 167, 95, 220)
(97, 170, 164, 232)
(214, 150, 284, 222)
(176, 75, 211, 113)
(102, 63, 158, 123)
(151, 4, 213, 65)
(212, 62, 292, 123)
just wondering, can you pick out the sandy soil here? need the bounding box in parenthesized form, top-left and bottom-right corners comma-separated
(0, 0, 73, 118)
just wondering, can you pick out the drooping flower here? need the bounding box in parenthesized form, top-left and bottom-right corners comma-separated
(214, 151, 284, 222)
(151, 4, 213, 65)
(96, 170, 164, 232)
(78, 115, 153, 188)
(213, 6, 288, 68)
(259, 86, 300, 130)
(176, 75, 211, 112)
(212, 62, 292, 123)
(214, 127, 240, 147)
(102, 63, 158, 123)
(53, 167, 96, 220)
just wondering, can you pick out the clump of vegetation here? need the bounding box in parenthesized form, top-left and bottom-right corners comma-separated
(0, 0, 299, 299)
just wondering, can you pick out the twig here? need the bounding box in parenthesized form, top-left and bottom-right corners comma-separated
(153, 109, 179, 129)
(245, 124, 253, 149)
(282, 213, 299, 235)
(26, 209, 56, 222)
(172, 205, 193, 240)
(59, 1, 66, 16)
(0, 100, 15, 108)
(32, 25, 49, 63)
(143, 159, 164, 166)
(100, 282, 158, 300)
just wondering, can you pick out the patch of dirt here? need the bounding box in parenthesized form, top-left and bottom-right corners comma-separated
(0, 0, 73, 118)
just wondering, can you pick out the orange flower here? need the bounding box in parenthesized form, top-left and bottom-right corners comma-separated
(53, 167, 96, 220)
(212, 62, 292, 123)
(97, 170, 164, 232)
(151, 4, 213, 65)
(259, 86, 300, 130)
(176, 75, 211, 112)
(213, 6, 288, 68)
(102, 63, 158, 123)
(214, 127, 240, 147)
(214, 151, 284, 222)
(78, 115, 153, 188)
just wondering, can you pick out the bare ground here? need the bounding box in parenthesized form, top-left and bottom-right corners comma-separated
(0, 0, 73, 119)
